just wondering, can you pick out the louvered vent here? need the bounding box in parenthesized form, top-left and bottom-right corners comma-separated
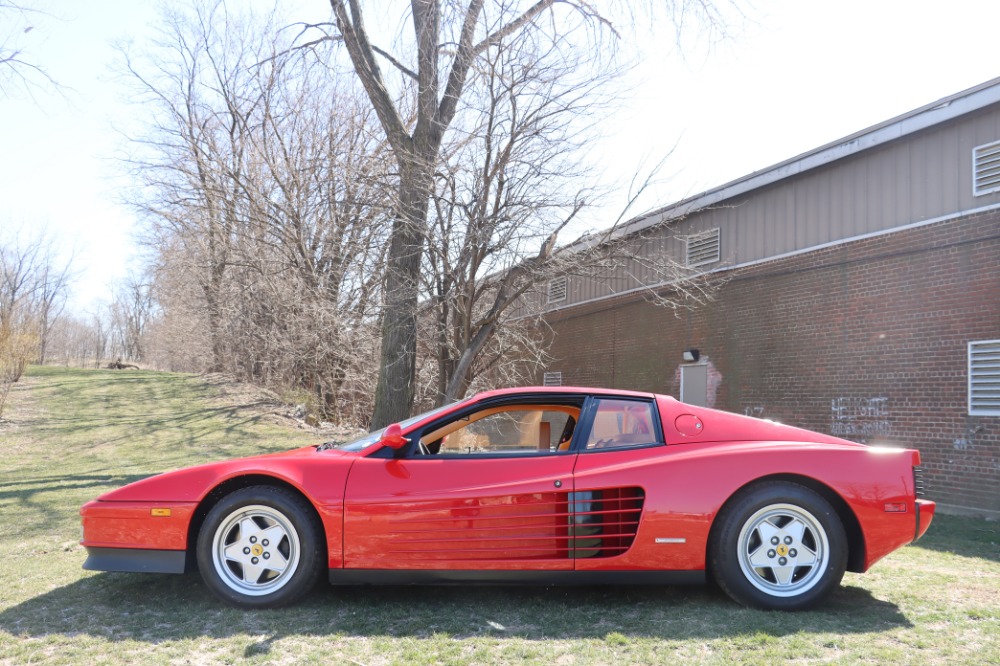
(913, 466, 926, 498)
(383, 488, 643, 562)
(686, 228, 721, 267)
(974, 140, 1000, 196)
(547, 276, 567, 303)
(570, 487, 645, 558)
(385, 492, 575, 561)
(969, 339, 1000, 415)
(543, 371, 562, 386)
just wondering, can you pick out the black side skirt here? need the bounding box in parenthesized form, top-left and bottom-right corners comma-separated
(328, 569, 705, 586)
(83, 547, 187, 574)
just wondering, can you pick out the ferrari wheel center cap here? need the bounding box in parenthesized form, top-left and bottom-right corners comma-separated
(776, 544, 789, 557)
(251, 544, 264, 557)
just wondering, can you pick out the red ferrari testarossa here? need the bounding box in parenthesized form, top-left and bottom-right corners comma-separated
(81, 386, 934, 610)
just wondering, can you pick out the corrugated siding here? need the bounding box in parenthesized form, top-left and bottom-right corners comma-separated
(538, 106, 1000, 312)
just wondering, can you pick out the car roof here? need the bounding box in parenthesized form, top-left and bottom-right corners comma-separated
(472, 386, 659, 400)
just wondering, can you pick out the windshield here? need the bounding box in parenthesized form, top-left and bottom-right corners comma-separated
(321, 401, 462, 452)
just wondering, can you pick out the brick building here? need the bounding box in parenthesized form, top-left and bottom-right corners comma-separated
(534, 79, 1000, 517)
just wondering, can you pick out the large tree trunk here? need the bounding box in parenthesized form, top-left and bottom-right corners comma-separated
(370, 158, 432, 428)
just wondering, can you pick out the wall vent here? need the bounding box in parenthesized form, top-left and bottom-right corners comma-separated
(969, 339, 1000, 415)
(543, 371, 563, 387)
(973, 140, 1000, 196)
(547, 276, 567, 303)
(686, 228, 721, 267)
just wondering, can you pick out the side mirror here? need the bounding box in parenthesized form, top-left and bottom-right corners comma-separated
(380, 423, 410, 450)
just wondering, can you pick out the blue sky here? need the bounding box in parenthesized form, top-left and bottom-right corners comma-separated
(3, 0, 999, 311)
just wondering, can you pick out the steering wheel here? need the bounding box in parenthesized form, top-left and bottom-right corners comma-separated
(417, 441, 430, 456)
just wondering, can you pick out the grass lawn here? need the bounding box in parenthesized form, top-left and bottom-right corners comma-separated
(0, 366, 997, 665)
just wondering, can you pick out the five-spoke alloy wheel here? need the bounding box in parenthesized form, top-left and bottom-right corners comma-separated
(710, 481, 847, 610)
(197, 486, 324, 609)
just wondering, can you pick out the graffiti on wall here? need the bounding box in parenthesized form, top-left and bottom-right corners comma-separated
(953, 424, 984, 451)
(830, 397, 891, 438)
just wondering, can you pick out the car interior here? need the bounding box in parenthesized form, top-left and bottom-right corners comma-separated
(411, 397, 662, 456)
(418, 404, 581, 455)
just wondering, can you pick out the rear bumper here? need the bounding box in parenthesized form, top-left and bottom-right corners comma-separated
(82, 546, 187, 574)
(914, 499, 936, 542)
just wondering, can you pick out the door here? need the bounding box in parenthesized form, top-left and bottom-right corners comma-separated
(343, 400, 582, 571)
(681, 363, 708, 406)
(568, 397, 659, 566)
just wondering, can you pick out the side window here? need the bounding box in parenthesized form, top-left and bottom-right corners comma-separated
(585, 399, 661, 450)
(420, 406, 579, 456)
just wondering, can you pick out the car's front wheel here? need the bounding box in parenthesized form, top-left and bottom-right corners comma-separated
(709, 481, 847, 611)
(196, 486, 324, 608)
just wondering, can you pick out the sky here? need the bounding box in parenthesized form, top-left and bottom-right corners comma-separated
(2, 0, 1000, 312)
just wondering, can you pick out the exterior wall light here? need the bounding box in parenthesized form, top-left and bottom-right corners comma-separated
(682, 349, 700, 363)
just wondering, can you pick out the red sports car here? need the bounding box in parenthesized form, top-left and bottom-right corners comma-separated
(81, 387, 934, 611)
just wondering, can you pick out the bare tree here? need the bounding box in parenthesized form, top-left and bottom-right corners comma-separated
(109, 274, 154, 362)
(420, 26, 603, 405)
(121, 0, 276, 371)
(421, 74, 725, 406)
(121, 0, 737, 427)
(0, 227, 74, 414)
(90, 311, 111, 368)
(123, 0, 393, 424)
(0, 2, 60, 98)
(311, 0, 742, 427)
(43, 312, 108, 368)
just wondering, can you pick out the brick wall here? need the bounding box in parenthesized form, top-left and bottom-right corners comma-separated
(542, 212, 1000, 514)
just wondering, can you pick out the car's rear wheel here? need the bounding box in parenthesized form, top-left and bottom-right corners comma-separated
(196, 486, 324, 608)
(709, 481, 847, 610)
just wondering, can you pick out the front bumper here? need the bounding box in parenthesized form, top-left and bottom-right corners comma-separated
(83, 546, 187, 574)
(80, 499, 196, 551)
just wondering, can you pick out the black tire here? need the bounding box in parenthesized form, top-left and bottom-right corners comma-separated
(709, 481, 847, 611)
(196, 486, 325, 609)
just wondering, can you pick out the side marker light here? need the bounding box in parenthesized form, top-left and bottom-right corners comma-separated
(151, 508, 172, 517)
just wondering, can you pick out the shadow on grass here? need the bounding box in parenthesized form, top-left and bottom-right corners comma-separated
(0, 473, 149, 494)
(14, 401, 298, 459)
(0, 573, 909, 644)
(912, 514, 1000, 562)
(0, 473, 151, 539)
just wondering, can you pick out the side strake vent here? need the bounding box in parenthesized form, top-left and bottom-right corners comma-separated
(384, 487, 644, 562)
(570, 487, 645, 559)
(973, 140, 1000, 196)
(386, 492, 573, 561)
(913, 466, 926, 498)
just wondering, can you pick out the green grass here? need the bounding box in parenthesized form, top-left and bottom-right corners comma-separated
(1, 366, 998, 665)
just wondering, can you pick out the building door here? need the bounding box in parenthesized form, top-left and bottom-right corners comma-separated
(680, 364, 708, 406)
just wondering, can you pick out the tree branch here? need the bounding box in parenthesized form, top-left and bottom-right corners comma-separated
(330, 0, 412, 155)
